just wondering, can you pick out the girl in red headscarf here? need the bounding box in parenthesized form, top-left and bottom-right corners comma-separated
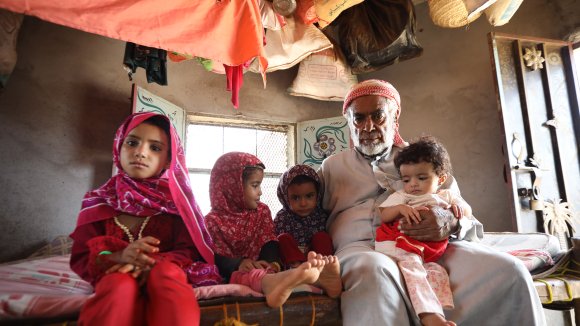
(70, 112, 221, 326)
(205, 152, 341, 307)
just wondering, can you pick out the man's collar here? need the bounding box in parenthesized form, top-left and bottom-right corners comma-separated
(354, 146, 392, 162)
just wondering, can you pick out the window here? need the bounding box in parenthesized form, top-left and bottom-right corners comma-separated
(185, 116, 294, 217)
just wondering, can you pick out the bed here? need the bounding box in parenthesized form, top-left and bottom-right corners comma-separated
(0, 232, 570, 325)
(0, 236, 342, 325)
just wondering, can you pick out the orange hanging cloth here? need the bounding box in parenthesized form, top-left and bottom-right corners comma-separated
(0, 0, 268, 76)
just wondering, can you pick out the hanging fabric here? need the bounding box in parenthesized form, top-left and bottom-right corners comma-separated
(123, 43, 168, 86)
(0, 9, 23, 88)
(249, 15, 332, 73)
(0, 0, 267, 70)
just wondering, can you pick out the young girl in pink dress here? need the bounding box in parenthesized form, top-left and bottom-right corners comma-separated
(205, 152, 342, 306)
(70, 112, 221, 326)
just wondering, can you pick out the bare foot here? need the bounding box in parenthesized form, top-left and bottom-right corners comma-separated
(312, 252, 342, 298)
(261, 255, 326, 307)
(420, 313, 456, 326)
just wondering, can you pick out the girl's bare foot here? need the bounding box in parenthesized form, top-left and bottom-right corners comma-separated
(420, 313, 456, 326)
(312, 252, 342, 298)
(261, 255, 326, 307)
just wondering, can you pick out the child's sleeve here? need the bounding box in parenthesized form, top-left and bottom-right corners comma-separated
(70, 222, 128, 285)
(214, 254, 243, 281)
(258, 240, 281, 264)
(378, 191, 405, 208)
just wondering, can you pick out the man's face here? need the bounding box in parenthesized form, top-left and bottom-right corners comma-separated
(346, 95, 396, 156)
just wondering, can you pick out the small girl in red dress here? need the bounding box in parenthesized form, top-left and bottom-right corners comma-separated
(70, 112, 221, 326)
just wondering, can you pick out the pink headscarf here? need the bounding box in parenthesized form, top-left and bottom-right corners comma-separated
(75, 112, 214, 265)
(342, 79, 405, 147)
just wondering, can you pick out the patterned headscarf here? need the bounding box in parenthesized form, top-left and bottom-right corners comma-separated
(274, 165, 328, 246)
(342, 79, 405, 147)
(75, 112, 214, 265)
(204, 152, 277, 260)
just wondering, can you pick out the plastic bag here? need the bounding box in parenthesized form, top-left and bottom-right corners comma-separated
(321, 0, 423, 74)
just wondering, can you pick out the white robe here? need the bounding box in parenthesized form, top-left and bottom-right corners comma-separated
(319, 149, 546, 326)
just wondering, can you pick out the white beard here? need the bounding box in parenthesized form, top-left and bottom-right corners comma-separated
(349, 121, 395, 156)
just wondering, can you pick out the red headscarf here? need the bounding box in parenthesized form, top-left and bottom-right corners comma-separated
(342, 79, 405, 147)
(204, 152, 277, 260)
(75, 112, 214, 264)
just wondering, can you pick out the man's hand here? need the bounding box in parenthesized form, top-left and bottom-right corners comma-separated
(398, 205, 458, 241)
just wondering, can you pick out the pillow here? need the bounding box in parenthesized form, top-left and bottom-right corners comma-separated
(28, 235, 73, 259)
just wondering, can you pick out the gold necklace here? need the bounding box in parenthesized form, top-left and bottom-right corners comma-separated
(113, 216, 152, 243)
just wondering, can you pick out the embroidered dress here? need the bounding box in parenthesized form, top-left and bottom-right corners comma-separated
(205, 152, 277, 260)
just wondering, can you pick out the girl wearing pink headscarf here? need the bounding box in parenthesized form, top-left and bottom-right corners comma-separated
(70, 112, 221, 326)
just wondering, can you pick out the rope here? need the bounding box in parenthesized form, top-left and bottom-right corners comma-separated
(279, 304, 284, 326)
(550, 276, 574, 302)
(309, 295, 316, 326)
(535, 279, 554, 304)
(223, 303, 228, 320)
(535, 258, 580, 304)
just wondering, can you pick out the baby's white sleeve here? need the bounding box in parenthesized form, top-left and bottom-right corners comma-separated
(378, 191, 406, 208)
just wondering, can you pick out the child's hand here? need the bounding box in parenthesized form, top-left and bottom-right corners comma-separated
(239, 259, 269, 271)
(120, 236, 160, 269)
(450, 204, 463, 219)
(255, 260, 273, 270)
(399, 205, 423, 224)
(106, 262, 146, 279)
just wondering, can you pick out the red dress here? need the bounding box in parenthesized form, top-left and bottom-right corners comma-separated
(70, 112, 220, 326)
(70, 214, 200, 286)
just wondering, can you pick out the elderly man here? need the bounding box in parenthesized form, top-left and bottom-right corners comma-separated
(319, 79, 546, 325)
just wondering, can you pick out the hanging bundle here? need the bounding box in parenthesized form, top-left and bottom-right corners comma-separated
(427, 0, 496, 28)
(484, 0, 524, 26)
(287, 49, 358, 101)
(321, 0, 423, 75)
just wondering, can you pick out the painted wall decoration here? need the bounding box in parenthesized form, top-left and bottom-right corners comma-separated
(297, 116, 351, 170)
(132, 84, 187, 145)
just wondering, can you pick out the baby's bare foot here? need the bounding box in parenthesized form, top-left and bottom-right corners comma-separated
(313, 252, 342, 298)
(263, 255, 325, 307)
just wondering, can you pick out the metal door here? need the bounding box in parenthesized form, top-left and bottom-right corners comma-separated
(488, 32, 580, 248)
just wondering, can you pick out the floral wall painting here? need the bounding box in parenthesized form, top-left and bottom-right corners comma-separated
(297, 116, 351, 169)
